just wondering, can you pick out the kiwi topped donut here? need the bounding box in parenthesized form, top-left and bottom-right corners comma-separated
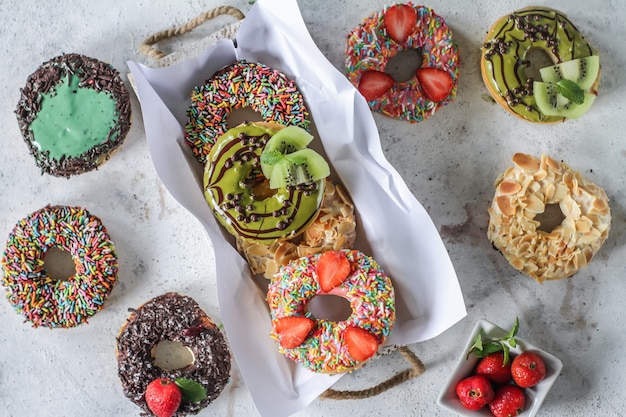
(16, 53, 131, 177)
(236, 180, 358, 279)
(481, 7, 600, 123)
(488, 153, 611, 282)
(346, 3, 459, 122)
(185, 61, 310, 164)
(267, 249, 395, 374)
(116, 293, 231, 416)
(1, 205, 118, 328)
(204, 122, 329, 244)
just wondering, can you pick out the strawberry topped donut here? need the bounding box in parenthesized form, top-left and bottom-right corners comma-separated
(267, 250, 395, 374)
(346, 3, 459, 122)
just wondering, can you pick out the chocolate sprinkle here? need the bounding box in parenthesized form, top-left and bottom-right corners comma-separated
(116, 293, 231, 416)
(15, 53, 132, 177)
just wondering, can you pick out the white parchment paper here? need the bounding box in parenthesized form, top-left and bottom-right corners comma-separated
(128, 0, 466, 415)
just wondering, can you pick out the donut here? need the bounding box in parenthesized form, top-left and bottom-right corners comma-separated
(481, 7, 599, 123)
(345, 3, 459, 122)
(267, 249, 395, 374)
(204, 122, 325, 244)
(236, 181, 357, 279)
(185, 60, 310, 164)
(116, 292, 231, 416)
(487, 153, 611, 282)
(1, 205, 118, 328)
(16, 53, 132, 177)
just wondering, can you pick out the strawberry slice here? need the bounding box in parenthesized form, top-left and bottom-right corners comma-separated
(274, 316, 315, 349)
(357, 70, 394, 102)
(383, 4, 417, 44)
(317, 250, 351, 292)
(416, 67, 453, 102)
(344, 326, 379, 362)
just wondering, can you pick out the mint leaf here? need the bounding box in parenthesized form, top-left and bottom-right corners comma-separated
(260, 150, 283, 166)
(467, 318, 520, 366)
(556, 79, 584, 104)
(175, 378, 207, 403)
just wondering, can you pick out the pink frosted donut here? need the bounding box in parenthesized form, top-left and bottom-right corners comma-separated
(345, 3, 460, 122)
(266, 249, 395, 374)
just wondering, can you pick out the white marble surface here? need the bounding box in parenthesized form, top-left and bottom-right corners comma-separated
(0, 1, 624, 416)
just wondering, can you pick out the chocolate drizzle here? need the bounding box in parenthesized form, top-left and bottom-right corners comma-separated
(204, 125, 324, 243)
(481, 7, 596, 123)
(116, 293, 231, 416)
(15, 53, 132, 177)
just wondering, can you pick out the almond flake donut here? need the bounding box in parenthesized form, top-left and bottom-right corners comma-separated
(267, 249, 395, 374)
(488, 153, 611, 282)
(185, 61, 310, 164)
(1, 205, 118, 328)
(345, 3, 459, 122)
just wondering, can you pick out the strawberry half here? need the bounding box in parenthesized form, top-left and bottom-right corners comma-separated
(416, 67, 453, 102)
(344, 326, 379, 362)
(274, 316, 315, 349)
(357, 70, 394, 102)
(317, 250, 351, 292)
(383, 4, 417, 44)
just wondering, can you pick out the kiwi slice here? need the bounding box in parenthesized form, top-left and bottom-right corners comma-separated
(533, 81, 596, 119)
(539, 56, 600, 91)
(268, 148, 330, 189)
(261, 126, 313, 178)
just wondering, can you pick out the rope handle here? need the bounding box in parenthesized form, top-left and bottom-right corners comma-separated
(139, 5, 245, 60)
(320, 346, 426, 400)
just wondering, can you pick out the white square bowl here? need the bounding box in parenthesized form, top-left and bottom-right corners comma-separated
(437, 319, 563, 417)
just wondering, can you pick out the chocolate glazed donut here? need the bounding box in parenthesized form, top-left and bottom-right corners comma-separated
(116, 293, 231, 416)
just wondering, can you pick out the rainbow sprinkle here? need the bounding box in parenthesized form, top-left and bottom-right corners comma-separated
(1, 205, 118, 328)
(345, 3, 460, 122)
(266, 249, 396, 374)
(185, 61, 310, 165)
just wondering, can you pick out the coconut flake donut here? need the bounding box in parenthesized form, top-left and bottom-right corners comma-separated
(267, 249, 395, 374)
(481, 7, 599, 123)
(236, 181, 357, 279)
(116, 293, 231, 416)
(345, 3, 459, 122)
(16, 53, 132, 177)
(204, 122, 325, 244)
(185, 60, 310, 164)
(1, 205, 118, 328)
(488, 153, 611, 282)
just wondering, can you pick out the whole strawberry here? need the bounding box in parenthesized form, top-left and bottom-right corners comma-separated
(511, 351, 546, 388)
(145, 378, 182, 417)
(475, 351, 512, 385)
(489, 384, 526, 417)
(455, 375, 495, 410)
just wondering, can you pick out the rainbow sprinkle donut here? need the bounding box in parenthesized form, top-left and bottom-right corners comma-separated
(267, 249, 395, 374)
(345, 3, 459, 122)
(185, 61, 310, 164)
(1, 205, 118, 328)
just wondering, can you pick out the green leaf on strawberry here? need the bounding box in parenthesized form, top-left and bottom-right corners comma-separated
(467, 317, 519, 366)
(174, 378, 207, 403)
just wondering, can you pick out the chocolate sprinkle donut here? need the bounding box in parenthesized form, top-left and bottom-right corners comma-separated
(116, 293, 231, 416)
(16, 53, 132, 177)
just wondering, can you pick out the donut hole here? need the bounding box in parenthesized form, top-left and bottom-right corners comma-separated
(226, 107, 265, 129)
(385, 48, 423, 83)
(152, 340, 195, 371)
(306, 294, 352, 322)
(535, 203, 566, 233)
(523, 48, 556, 81)
(44, 246, 76, 281)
